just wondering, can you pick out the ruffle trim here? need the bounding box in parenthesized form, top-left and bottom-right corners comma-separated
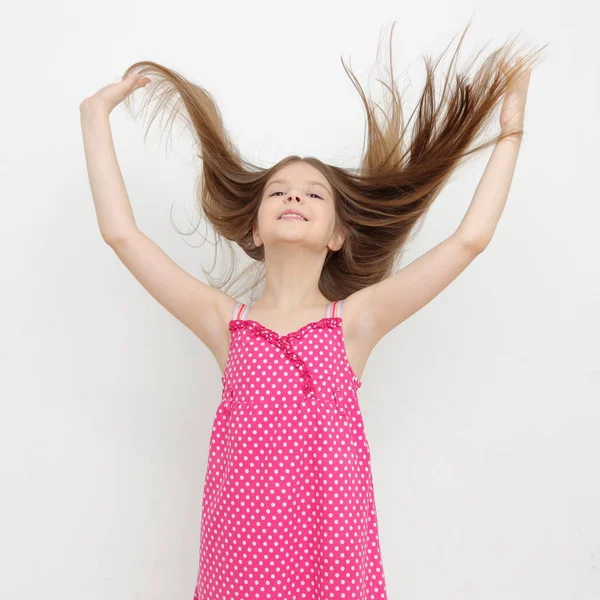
(229, 316, 341, 340)
(229, 317, 343, 397)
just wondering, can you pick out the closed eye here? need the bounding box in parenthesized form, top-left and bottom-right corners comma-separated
(270, 192, 322, 199)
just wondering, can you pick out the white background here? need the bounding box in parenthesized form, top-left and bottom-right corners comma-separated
(1, 0, 598, 598)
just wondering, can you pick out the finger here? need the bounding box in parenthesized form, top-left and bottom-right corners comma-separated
(522, 69, 532, 92)
(505, 58, 528, 91)
(119, 72, 139, 87)
(500, 56, 521, 81)
(512, 70, 531, 99)
(129, 73, 146, 90)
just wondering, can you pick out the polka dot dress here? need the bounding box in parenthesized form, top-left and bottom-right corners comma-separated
(193, 299, 388, 600)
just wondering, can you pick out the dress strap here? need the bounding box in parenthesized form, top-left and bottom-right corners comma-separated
(325, 299, 343, 318)
(232, 301, 252, 320)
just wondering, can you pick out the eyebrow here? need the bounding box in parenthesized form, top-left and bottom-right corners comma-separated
(266, 179, 332, 196)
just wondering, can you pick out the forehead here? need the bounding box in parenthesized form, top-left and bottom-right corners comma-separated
(265, 164, 332, 194)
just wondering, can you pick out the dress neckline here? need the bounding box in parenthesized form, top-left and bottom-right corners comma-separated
(229, 316, 341, 341)
(226, 315, 362, 387)
(236, 301, 337, 339)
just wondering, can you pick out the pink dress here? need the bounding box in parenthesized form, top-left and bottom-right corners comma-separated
(193, 299, 388, 600)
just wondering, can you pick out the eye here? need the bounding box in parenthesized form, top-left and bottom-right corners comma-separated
(269, 191, 322, 199)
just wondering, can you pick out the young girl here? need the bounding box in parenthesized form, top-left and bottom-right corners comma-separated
(80, 22, 545, 600)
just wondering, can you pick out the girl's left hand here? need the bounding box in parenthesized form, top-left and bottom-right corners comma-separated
(499, 56, 532, 134)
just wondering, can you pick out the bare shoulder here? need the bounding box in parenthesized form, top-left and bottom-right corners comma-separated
(341, 285, 379, 382)
(197, 290, 238, 375)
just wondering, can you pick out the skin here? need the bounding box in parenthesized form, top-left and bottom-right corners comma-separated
(80, 57, 531, 383)
(249, 161, 343, 314)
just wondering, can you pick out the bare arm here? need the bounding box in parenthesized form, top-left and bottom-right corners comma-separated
(454, 136, 523, 251)
(348, 62, 533, 346)
(351, 136, 523, 346)
(80, 102, 233, 361)
(80, 106, 137, 242)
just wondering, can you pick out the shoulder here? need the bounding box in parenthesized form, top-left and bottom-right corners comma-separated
(341, 286, 377, 345)
(216, 294, 241, 331)
(339, 286, 380, 381)
(198, 292, 239, 374)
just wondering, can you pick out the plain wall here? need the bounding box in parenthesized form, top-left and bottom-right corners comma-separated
(1, 0, 598, 598)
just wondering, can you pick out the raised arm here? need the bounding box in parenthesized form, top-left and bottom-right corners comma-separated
(79, 74, 234, 367)
(353, 59, 532, 346)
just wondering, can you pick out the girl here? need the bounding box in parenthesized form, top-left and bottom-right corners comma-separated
(80, 21, 545, 600)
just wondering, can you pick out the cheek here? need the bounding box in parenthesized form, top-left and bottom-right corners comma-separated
(255, 202, 277, 233)
(261, 197, 280, 219)
(256, 201, 270, 224)
(316, 204, 337, 227)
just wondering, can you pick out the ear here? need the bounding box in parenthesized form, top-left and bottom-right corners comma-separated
(252, 221, 262, 248)
(328, 230, 345, 252)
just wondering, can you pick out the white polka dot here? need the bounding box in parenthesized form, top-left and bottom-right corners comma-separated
(194, 307, 387, 599)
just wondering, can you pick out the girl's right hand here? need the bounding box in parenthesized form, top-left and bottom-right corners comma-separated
(80, 71, 151, 115)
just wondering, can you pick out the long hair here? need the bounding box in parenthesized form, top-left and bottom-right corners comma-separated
(122, 20, 547, 302)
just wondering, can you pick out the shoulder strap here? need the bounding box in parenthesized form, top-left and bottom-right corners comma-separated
(325, 300, 343, 318)
(236, 300, 340, 320)
(232, 301, 252, 320)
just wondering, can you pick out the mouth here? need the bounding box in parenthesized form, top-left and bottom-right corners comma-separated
(278, 212, 308, 221)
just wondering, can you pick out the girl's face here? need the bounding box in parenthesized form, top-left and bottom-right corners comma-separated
(253, 161, 343, 254)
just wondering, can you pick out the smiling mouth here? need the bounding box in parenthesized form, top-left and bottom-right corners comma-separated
(279, 214, 308, 221)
